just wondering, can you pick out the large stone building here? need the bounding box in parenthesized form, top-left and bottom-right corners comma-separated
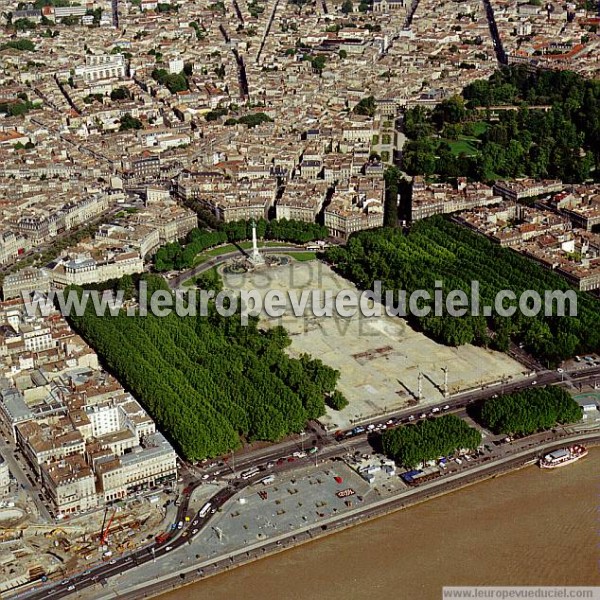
(2, 267, 52, 301)
(48, 251, 144, 287)
(0, 232, 26, 265)
(74, 54, 127, 84)
(16, 421, 86, 476)
(0, 455, 10, 493)
(41, 455, 98, 515)
(325, 178, 384, 239)
(493, 179, 563, 202)
(276, 180, 329, 223)
(175, 172, 276, 223)
(411, 177, 502, 221)
(95, 432, 177, 503)
(372, 0, 406, 11)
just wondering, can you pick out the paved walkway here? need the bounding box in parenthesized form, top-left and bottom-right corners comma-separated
(79, 431, 600, 600)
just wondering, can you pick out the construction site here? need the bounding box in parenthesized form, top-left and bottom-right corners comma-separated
(0, 493, 172, 593)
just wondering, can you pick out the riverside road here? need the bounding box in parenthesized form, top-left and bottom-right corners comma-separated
(8, 363, 600, 600)
(28, 429, 600, 600)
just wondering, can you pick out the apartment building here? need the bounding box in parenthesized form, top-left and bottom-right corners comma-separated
(21, 322, 53, 353)
(323, 155, 354, 183)
(325, 178, 385, 240)
(63, 195, 112, 230)
(96, 432, 177, 503)
(0, 456, 9, 492)
(0, 387, 35, 440)
(0, 232, 25, 265)
(16, 420, 86, 476)
(2, 268, 52, 301)
(41, 455, 98, 515)
(493, 179, 563, 202)
(135, 202, 198, 244)
(411, 177, 502, 221)
(49, 251, 144, 287)
(96, 224, 160, 259)
(276, 180, 329, 223)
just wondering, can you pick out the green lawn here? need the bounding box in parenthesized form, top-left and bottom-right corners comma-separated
(285, 252, 317, 262)
(192, 243, 245, 266)
(437, 121, 488, 157)
(470, 121, 489, 137)
(441, 137, 480, 157)
(193, 241, 299, 267)
(448, 137, 479, 156)
(182, 266, 219, 287)
(205, 243, 243, 256)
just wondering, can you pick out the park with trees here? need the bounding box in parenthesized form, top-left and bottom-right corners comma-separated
(153, 219, 327, 272)
(401, 66, 600, 183)
(324, 216, 600, 365)
(381, 415, 482, 468)
(479, 387, 582, 436)
(68, 275, 347, 460)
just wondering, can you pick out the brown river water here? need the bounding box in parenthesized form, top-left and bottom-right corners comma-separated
(160, 448, 599, 600)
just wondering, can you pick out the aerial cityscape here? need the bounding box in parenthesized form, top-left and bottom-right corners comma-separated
(0, 0, 598, 598)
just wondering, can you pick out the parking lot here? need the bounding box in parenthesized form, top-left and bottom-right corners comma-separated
(193, 463, 371, 558)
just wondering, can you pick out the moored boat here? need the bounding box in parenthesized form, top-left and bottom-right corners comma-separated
(539, 445, 588, 469)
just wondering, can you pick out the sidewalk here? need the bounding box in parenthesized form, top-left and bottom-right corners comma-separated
(79, 431, 600, 600)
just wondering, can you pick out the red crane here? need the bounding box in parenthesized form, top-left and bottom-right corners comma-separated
(100, 509, 117, 545)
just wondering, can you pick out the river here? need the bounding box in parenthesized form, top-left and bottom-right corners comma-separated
(161, 448, 599, 600)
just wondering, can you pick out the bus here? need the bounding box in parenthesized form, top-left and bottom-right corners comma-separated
(305, 241, 328, 251)
(199, 502, 212, 518)
(240, 467, 260, 480)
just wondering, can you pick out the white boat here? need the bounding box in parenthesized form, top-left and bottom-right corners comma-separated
(539, 445, 588, 469)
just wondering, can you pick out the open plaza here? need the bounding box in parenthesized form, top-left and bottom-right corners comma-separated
(221, 261, 527, 430)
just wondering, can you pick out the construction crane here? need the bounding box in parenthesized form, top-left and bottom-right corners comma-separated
(99, 508, 117, 546)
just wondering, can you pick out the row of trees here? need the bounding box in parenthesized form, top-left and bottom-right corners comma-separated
(68, 275, 345, 460)
(382, 415, 482, 468)
(154, 229, 227, 272)
(224, 113, 273, 128)
(0, 99, 37, 117)
(220, 218, 328, 244)
(324, 216, 600, 365)
(153, 219, 327, 272)
(479, 387, 582, 436)
(0, 39, 35, 52)
(353, 96, 376, 117)
(401, 66, 600, 183)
